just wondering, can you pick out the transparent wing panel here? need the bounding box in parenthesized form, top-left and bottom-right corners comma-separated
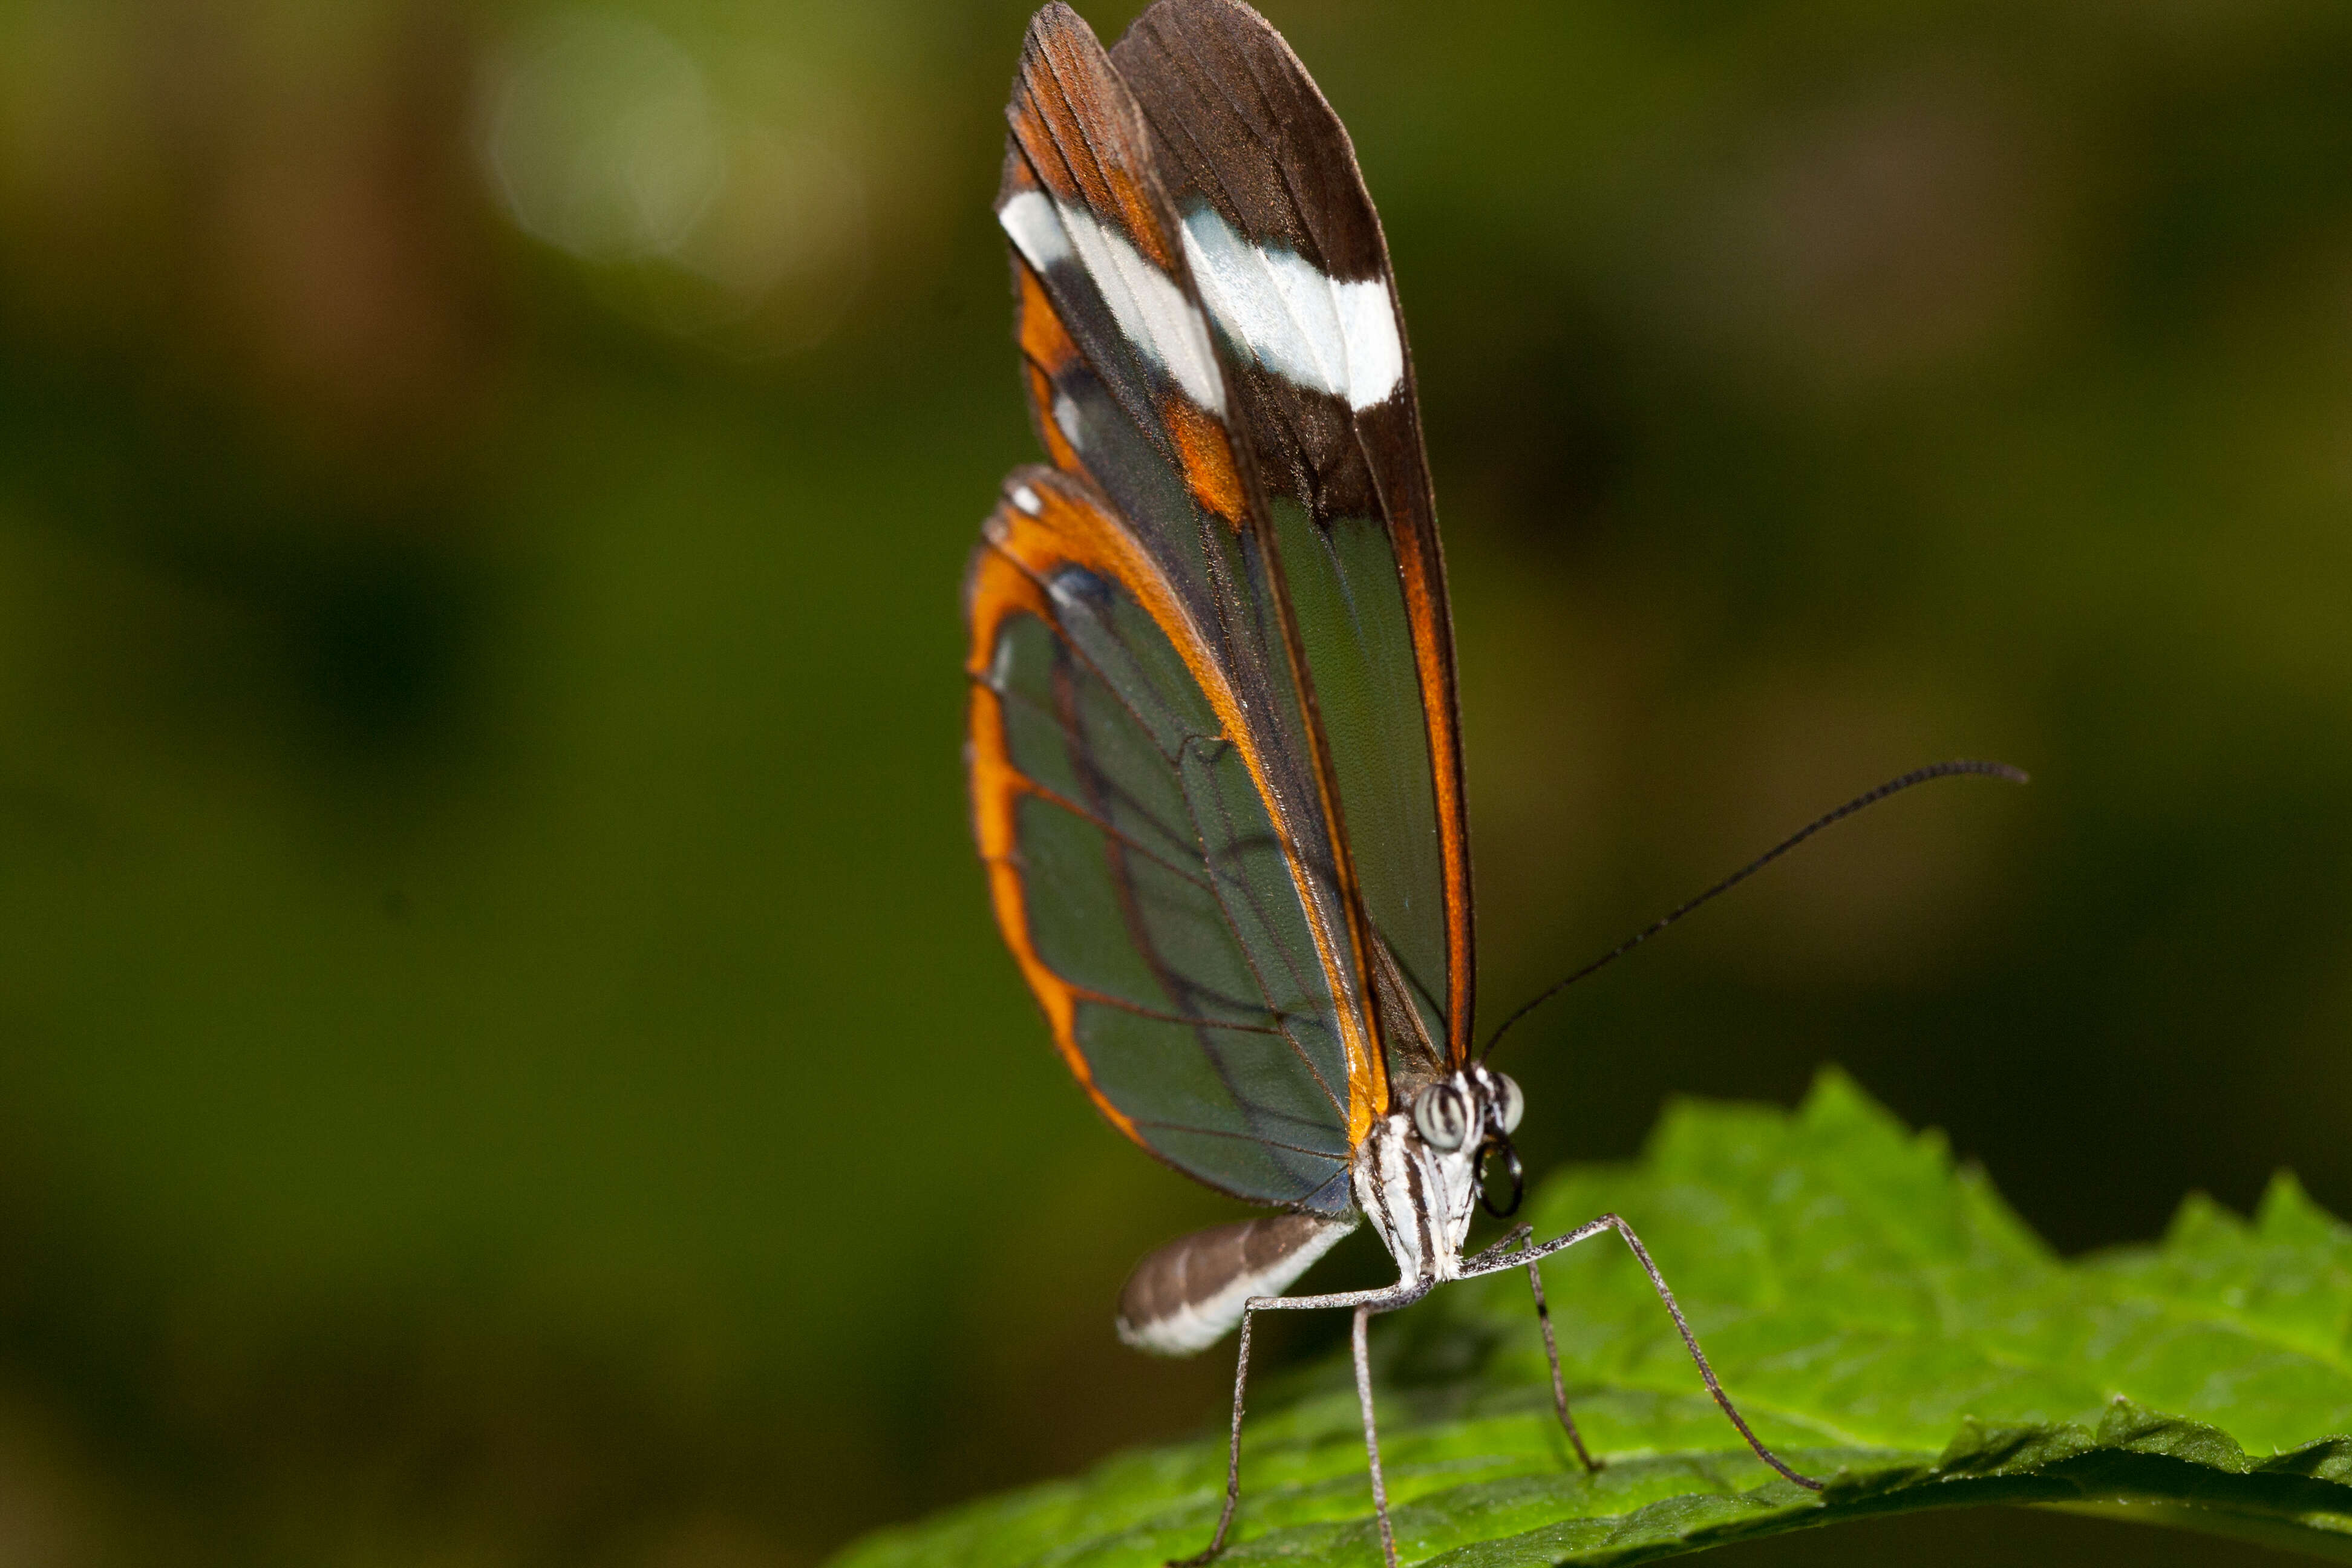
(1272, 498, 1449, 1075)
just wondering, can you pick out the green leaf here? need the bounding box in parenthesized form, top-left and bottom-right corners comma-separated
(833, 1071, 2352, 1566)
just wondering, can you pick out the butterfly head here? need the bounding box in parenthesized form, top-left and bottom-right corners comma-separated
(1408, 1065, 1526, 1219)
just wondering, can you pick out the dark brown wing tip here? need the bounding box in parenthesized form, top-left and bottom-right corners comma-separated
(1001, 0, 1181, 270)
(1117, 0, 1276, 40)
(1022, 1, 1098, 55)
(1003, 4, 1105, 143)
(1001, 5, 1100, 204)
(1116, 0, 1308, 76)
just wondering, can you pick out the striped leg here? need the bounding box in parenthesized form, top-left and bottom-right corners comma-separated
(1168, 1278, 1432, 1568)
(1460, 1224, 1598, 1473)
(1521, 1250, 1601, 1473)
(1462, 1214, 1820, 1491)
(1350, 1304, 1393, 1568)
(1460, 1222, 1534, 1273)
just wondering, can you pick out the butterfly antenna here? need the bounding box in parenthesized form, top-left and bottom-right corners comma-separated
(1479, 759, 2028, 1060)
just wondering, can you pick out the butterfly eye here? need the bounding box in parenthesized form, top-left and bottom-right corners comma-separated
(1413, 1083, 1471, 1151)
(1492, 1073, 1524, 1137)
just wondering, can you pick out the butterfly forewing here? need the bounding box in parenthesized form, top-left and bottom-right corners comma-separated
(1112, 0, 1474, 1080)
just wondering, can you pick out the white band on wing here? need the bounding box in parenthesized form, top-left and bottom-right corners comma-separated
(999, 189, 1228, 416)
(1180, 205, 1404, 412)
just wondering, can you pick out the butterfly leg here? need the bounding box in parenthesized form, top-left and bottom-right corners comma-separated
(1459, 1225, 1599, 1472)
(1520, 1248, 1601, 1473)
(1166, 1279, 1430, 1568)
(1462, 1214, 1820, 1491)
(1460, 1221, 1534, 1273)
(1349, 1303, 1393, 1568)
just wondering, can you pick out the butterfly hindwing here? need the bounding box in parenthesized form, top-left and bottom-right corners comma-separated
(968, 468, 1357, 1211)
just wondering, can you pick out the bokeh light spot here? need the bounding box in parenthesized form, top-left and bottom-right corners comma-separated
(477, 8, 727, 263)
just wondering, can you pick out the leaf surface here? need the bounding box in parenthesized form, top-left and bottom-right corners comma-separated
(834, 1071, 2352, 1566)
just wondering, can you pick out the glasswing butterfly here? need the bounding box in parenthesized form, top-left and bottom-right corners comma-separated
(964, 2, 2016, 1561)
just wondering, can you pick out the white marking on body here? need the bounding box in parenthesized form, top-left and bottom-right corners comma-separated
(1117, 1219, 1355, 1355)
(1010, 483, 1042, 515)
(1355, 1110, 1481, 1286)
(998, 189, 1226, 414)
(1180, 206, 1404, 411)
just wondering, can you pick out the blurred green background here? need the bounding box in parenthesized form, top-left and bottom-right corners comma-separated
(2, 0, 2350, 1563)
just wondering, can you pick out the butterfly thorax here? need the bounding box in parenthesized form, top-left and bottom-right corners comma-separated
(1351, 1067, 1524, 1285)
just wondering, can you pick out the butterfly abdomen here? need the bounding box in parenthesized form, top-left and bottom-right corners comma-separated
(1115, 1211, 1358, 1355)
